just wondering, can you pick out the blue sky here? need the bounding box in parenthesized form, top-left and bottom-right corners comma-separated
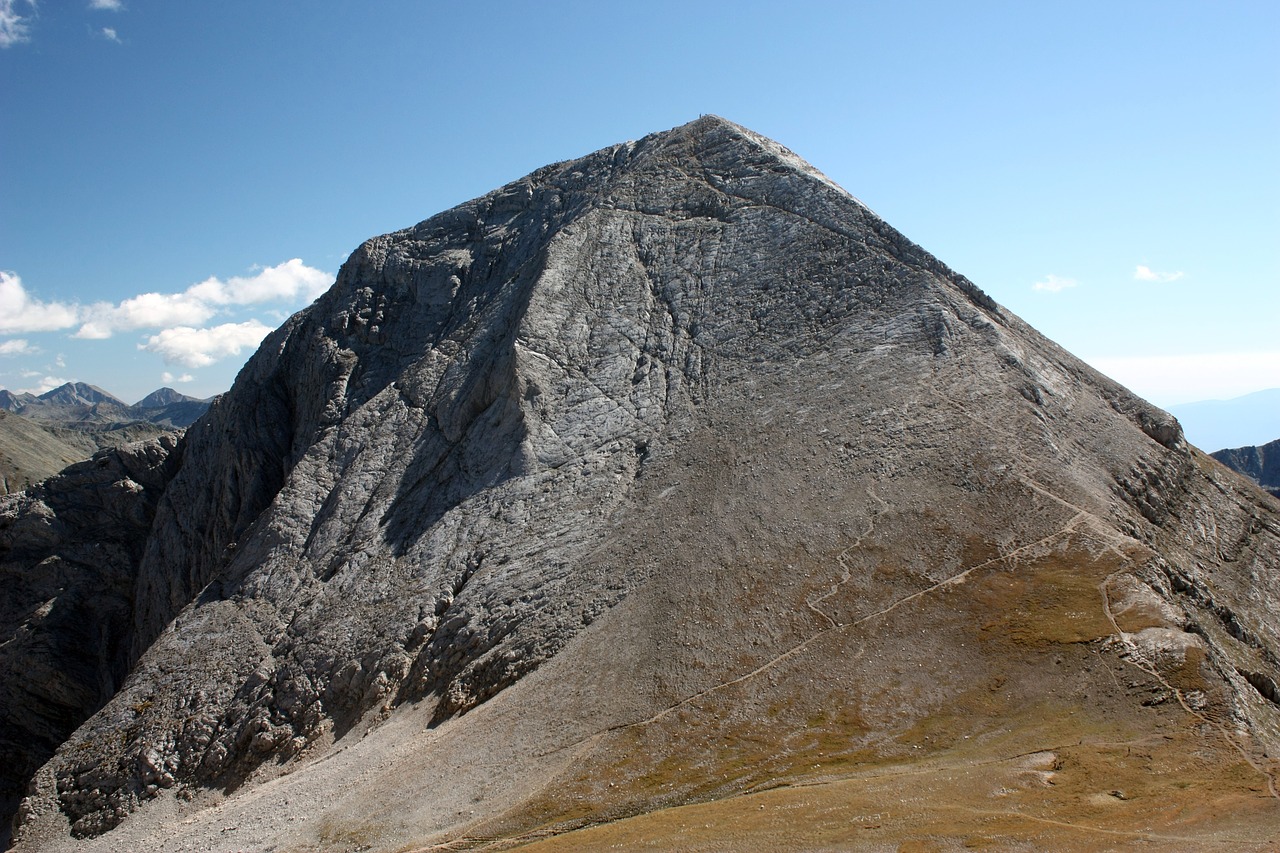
(1, 1, 1276, 409)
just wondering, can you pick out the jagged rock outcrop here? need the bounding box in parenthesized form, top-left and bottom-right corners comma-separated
(1214, 438, 1280, 498)
(5, 117, 1280, 851)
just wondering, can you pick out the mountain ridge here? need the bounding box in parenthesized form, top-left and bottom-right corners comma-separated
(1, 382, 211, 427)
(4, 116, 1278, 851)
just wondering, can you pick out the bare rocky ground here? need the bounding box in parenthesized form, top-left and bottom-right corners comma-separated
(3, 117, 1278, 851)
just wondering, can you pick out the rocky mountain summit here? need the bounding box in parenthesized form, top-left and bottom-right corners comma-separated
(3, 116, 1279, 851)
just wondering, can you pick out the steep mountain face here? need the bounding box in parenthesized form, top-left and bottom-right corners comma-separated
(16, 383, 128, 424)
(129, 388, 210, 428)
(5, 117, 1280, 851)
(2, 383, 211, 430)
(1214, 439, 1280, 498)
(32, 383, 122, 409)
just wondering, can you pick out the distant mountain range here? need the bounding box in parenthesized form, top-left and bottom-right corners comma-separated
(0, 381, 211, 428)
(1166, 387, 1280, 453)
(0, 383, 213, 493)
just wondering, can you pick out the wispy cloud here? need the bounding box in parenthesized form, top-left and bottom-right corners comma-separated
(0, 272, 81, 333)
(89, 0, 124, 10)
(1032, 274, 1077, 293)
(1133, 265, 1184, 283)
(77, 259, 331, 338)
(20, 376, 71, 395)
(101, 26, 120, 43)
(161, 371, 195, 384)
(0, 339, 33, 356)
(0, 0, 34, 48)
(141, 320, 274, 368)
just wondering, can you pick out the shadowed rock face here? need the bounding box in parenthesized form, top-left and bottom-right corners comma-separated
(6, 117, 1280, 850)
(0, 435, 182, 841)
(1214, 439, 1280, 498)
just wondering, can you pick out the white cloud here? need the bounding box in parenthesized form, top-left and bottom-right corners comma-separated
(77, 291, 215, 338)
(187, 258, 332, 306)
(20, 376, 70, 395)
(78, 258, 331, 338)
(1032, 274, 1077, 293)
(0, 338, 33, 356)
(0, 0, 34, 48)
(161, 371, 195, 384)
(1133, 265, 1184, 283)
(0, 272, 81, 333)
(1086, 351, 1280, 407)
(141, 320, 274, 368)
(89, 0, 124, 10)
(101, 26, 120, 43)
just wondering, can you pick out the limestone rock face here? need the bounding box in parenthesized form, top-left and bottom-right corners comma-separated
(5, 117, 1280, 851)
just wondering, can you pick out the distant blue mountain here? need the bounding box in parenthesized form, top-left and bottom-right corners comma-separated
(1167, 388, 1280, 453)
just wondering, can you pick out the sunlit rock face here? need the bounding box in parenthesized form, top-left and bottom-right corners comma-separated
(6, 116, 1279, 851)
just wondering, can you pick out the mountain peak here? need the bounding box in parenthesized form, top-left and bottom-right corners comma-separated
(36, 381, 124, 407)
(4, 120, 1277, 851)
(134, 387, 195, 408)
(624, 114, 854, 200)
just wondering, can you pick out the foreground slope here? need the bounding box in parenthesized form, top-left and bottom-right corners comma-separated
(7, 117, 1280, 851)
(0, 411, 97, 495)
